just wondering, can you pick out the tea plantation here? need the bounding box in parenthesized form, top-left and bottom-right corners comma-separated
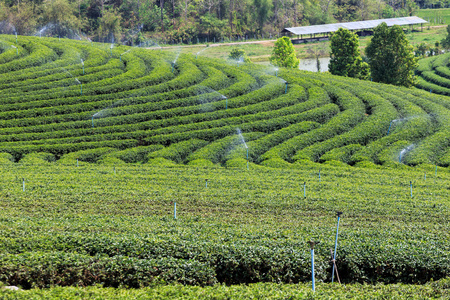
(0, 35, 449, 298)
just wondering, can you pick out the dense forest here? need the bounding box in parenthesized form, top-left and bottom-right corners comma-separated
(0, 0, 437, 43)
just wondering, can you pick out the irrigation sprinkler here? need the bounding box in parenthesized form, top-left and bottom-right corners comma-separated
(15, 32, 17, 44)
(410, 181, 413, 198)
(80, 83, 82, 95)
(430, 89, 432, 94)
(22, 178, 25, 192)
(110, 44, 113, 57)
(81, 59, 84, 75)
(205, 179, 208, 188)
(174, 202, 177, 219)
(171, 62, 175, 73)
(275, 68, 278, 78)
(387, 120, 393, 135)
(303, 182, 306, 198)
(11, 45, 18, 56)
(91, 115, 94, 128)
(114, 167, 116, 175)
(285, 82, 288, 94)
(224, 96, 228, 110)
(308, 241, 319, 292)
(332, 211, 343, 283)
(435, 165, 438, 176)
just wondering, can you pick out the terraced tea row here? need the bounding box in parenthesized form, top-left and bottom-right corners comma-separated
(1, 35, 450, 168)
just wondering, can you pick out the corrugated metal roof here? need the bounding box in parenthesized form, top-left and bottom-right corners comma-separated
(284, 17, 427, 36)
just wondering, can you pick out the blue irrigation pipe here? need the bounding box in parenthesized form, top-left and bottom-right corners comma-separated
(410, 181, 413, 198)
(387, 120, 393, 135)
(311, 248, 315, 291)
(285, 82, 288, 94)
(91, 116, 94, 128)
(205, 179, 208, 188)
(174, 202, 177, 219)
(225, 97, 228, 110)
(332, 212, 343, 283)
(435, 165, 438, 176)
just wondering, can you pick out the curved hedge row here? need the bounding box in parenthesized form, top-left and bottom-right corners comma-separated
(0, 36, 450, 167)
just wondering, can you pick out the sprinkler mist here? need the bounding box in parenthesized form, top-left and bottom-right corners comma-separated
(223, 95, 228, 109)
(196, 47, 208, 59)
(331, 212, 343, 283)
(275, 68, 278, 78)
(120, 49, 132, 62)
(11, 45, 18, 56)
(399, 145, 414, 163)
(75, 78, 82, 95)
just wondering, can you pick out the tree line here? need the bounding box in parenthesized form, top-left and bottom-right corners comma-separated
(0, 0, 418, 43)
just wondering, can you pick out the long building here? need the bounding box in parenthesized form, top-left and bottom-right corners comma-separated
(283, 16, 427, 43)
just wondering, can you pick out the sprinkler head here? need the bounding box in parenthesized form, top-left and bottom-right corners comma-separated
(336, 211, 343, 217)
(308, 241, 320, 249)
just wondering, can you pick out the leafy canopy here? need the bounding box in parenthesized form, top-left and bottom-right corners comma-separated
(270, 37, 299, 68)
(366, 22, 417, 87)
(229, 47, 251, 63)
(329, 28, 369, 80)
(441, 25, 450, 50)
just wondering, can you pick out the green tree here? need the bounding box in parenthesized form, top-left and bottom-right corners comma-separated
(96, 7, 122, 42)
(366, 22, 417, 87)
(229, 47, 251, 62)
(329, 28, 369, 79)
(441, 25, 450, 50)
(269, 36, 299, 68)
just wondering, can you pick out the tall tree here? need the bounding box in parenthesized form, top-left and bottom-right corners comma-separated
(329, 27, 369, 79)
(366, 22, 417, 87)
(441, 25, 450, 50)
(269, 36, 299, 68)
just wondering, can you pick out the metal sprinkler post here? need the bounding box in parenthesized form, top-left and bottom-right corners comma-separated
(205, 179, 208, 188)
(410, 181, 413, 198)
(308, 241, 319, 292)
(285, 82, 288, 94)
(332, 211, 343, 283)
(91, 116, 94, 128)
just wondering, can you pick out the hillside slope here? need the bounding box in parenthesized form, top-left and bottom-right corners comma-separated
(1, 35, 450, 168)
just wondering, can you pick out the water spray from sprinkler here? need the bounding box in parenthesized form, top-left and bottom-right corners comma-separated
(110, 44, 114, 57)
(223, 95, 228, 109)
(275, 68, 278, 78)
(11, 45, 18, 56)
(75, 78, 82, 95)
